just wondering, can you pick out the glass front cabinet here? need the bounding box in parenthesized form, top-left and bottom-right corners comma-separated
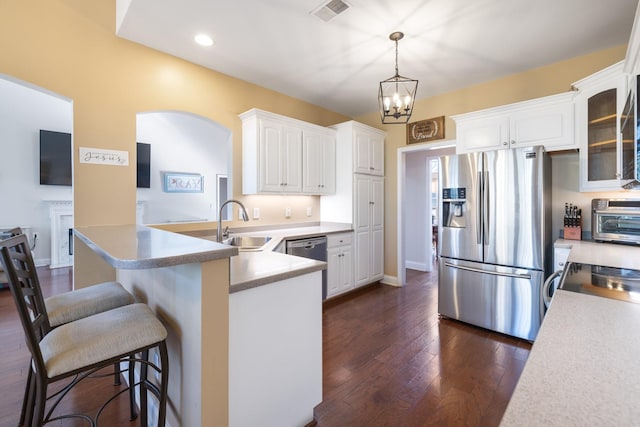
(575, 62, 628, 191)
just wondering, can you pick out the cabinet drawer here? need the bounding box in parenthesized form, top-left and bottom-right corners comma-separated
(327, 232, 353, 248)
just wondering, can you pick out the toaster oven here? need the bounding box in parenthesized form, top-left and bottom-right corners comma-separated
(592, 199, 640, 245)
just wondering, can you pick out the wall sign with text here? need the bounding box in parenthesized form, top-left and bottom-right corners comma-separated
(79, 147, 129, 166)
(406, 116, 445, 144)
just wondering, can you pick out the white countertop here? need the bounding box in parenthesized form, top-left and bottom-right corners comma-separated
(501, 239, 640, 426)
(74, 224, 238, 269)
(501, 290, 640, 426)
(186, 222, 353, 293)
(556, 238, 640, 270)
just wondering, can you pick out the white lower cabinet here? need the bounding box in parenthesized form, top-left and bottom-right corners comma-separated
(326, 232, 354, 298)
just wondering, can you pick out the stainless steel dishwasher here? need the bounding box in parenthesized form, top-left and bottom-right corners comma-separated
(286, 236, 328, 300)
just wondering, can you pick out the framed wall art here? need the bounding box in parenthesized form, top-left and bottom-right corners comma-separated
(407, 116, 445, 144)
(163, 172, 204, 193)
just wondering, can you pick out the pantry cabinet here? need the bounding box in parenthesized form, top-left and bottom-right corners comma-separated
(321, 121, 386, 289)
(240, 109, 335, 195)
(573, 62, 627, 191)
(452, 92, 576, 154)
(326, 232, 354, 298)
(353, 174, 384, 286)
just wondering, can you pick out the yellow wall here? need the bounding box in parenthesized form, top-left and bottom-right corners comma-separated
(0, 0, 347, 229)
(0, 1, 629, 282)
(355, 45, 628, 278)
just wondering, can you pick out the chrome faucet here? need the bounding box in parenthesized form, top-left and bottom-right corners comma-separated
(217, 199, 249, 242)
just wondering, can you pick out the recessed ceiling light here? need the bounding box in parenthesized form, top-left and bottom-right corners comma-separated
(194, 34, 214, 47)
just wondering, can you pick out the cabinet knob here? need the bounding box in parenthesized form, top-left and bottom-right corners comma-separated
(510, 140, 516, 145)
(502, 141, 508, 146)
(369, 166, 374, 170)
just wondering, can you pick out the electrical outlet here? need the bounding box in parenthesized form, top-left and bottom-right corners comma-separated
(306, 207, 312, 217)
(253, 207, 260, 219)
(285, 207, 291, 218)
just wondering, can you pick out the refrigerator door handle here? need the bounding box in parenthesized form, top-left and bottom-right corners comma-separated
(483, 171, 490, 245)
(444, 261, 532, 280)
(477, 171, 482, 245)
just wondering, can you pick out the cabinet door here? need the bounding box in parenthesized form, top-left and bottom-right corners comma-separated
(354, 175, 371, 230)
(302, 132, 322, 193)
(338, 245, 354, 294)
(302, 131, 335, 194)
(259, 120, 285, 192)
(456, 116, 509, 154)
(370, 176, 384, 281)
(282, 127, 302, 193)
(326, 246, 341, 297)
(321, 133, 336, 193)
(370, 227, 384, 281)
(354, 131, 372, 174)
(510, 102, 575, 151)
(353, 130, 384, 175)
(354, 229, 370, 286)
(369, 133, 385, 175)
(578, 76, 627, 191)
(370, 176, 384, 229)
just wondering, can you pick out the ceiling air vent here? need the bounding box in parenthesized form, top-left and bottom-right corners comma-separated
(312, 0, 350, 22)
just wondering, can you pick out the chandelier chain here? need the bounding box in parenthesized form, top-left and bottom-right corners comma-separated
(395, 39, 399, 77)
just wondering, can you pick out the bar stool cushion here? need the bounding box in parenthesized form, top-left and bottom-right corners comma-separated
(40, 303, 167, 378)
(45, 281, 135, 327)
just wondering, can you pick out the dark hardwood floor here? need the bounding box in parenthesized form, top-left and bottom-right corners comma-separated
(314, 268, 531, 427)
(0, 265, 530, 427)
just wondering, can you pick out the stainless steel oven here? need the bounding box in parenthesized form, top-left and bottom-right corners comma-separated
(591, 199, 640, 245)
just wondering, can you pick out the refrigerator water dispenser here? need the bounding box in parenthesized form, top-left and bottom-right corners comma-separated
(442, 187, 466, 228)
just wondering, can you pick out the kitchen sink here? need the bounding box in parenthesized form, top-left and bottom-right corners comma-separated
(222, 235, 272, 250)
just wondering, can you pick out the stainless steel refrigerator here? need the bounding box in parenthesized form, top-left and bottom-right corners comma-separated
(438, 146, 551, 341)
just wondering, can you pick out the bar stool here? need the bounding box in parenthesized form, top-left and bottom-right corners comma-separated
(3, 228, 138, 425)
(1, 233, 169, 427)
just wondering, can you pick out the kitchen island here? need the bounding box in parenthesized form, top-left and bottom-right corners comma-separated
(74, 224, 326, 427)
(500, 240, 640, 426)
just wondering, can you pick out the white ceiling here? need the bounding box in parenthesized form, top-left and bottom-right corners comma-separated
(116, 0, 638, 118)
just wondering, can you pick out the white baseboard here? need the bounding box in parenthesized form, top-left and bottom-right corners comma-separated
(405, 260, 428, 271)
(381, 274, 400, 287)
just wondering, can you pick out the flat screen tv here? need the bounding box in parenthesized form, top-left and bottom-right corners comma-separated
(137, 142, 151, 188)
(40, 130, 72, 186)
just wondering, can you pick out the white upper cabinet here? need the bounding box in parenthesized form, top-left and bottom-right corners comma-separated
(241, 109, 335, 195)
(452, 92, 576, 154)
(353, 126, 384, 175)
(259, 120, 303, 193)
(302, 129, 336, 195)
(573, 62, 627, 192)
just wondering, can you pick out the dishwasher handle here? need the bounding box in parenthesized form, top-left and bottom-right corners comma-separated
(286, 237, 327, 250)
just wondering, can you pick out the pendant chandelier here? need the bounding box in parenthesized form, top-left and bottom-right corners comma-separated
(378, 31, 418, 124)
